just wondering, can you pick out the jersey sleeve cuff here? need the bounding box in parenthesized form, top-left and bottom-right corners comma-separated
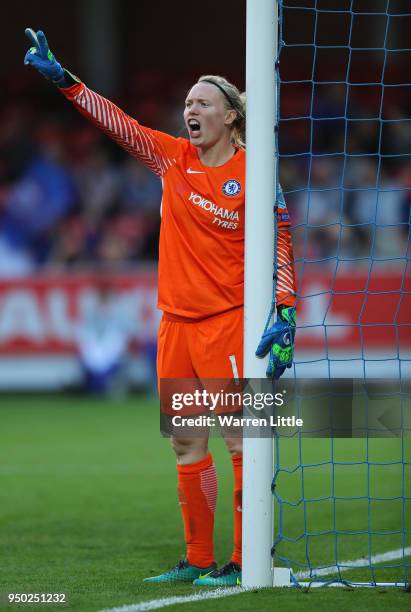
(59, 80, 84, 98)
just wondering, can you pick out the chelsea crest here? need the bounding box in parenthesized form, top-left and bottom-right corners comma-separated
(222, 179, 241, 197)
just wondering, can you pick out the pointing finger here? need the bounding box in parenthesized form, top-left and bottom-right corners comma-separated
(36, 30, 50, 59)
(25, 28, 39, 49)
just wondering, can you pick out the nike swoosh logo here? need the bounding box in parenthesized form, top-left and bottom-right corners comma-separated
(198, 571, 213, 579)
(187, 168, 205, 174)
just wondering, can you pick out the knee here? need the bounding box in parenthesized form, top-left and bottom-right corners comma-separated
(224, 437, 243, 456)
(171, 436, 208, 465)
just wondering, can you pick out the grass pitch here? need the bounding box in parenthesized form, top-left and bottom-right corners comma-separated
(0, 394, 409, 611)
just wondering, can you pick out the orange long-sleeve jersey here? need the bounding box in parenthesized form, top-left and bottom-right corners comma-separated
(61, 82, 296, 319)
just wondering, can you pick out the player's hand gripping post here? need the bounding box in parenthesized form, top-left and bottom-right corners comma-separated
(255, 306, 296, 379)
(24, 28, 79, 88)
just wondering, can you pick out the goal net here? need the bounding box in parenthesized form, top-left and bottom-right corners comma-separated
(273, 0, 411, 587)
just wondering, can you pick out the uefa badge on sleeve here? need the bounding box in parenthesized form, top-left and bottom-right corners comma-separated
(222, 179, 241, 197)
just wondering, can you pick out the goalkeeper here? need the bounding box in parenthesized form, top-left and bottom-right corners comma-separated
(24, 29, 296, 587)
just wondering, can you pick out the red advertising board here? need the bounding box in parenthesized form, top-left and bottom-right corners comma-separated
(295, 265, 411, 353)
(0, 267, 409, 355)
(0, 271, 159, 354)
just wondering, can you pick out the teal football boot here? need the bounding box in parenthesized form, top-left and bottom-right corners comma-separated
(193, 561, 241, 586)
(144, 559, 216, 584)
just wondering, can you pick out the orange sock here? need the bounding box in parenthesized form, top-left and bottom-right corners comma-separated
(231, 453, 242, 566)
(177, 453, 217, 568)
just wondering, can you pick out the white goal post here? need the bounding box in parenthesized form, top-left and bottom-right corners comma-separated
(243, 0, 279, 588)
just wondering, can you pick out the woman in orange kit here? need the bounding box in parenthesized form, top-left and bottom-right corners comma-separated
(25, 28, 296, 586)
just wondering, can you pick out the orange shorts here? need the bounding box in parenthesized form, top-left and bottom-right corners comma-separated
(158, 307, 244, 421)
(157, 306, 244, 380)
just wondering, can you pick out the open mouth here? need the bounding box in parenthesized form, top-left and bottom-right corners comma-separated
(188, 119, 201, 138)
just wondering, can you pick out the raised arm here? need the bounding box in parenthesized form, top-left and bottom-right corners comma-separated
(61, 82, 177, 177)
(24, 28, 179, 177)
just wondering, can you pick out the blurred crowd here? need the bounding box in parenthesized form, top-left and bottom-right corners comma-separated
(280, 83, 411, 262)
(0, 75, 409, 277)
(0, 73, 184, 277)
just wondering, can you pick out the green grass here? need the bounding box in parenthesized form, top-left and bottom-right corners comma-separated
(0, 394, 409, 611)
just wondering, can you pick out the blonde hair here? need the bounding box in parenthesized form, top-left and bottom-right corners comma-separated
(197, 75, 246, 148)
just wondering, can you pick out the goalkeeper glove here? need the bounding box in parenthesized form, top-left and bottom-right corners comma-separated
(24, 28, 79, 88)
(255, 306, 296, 379)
